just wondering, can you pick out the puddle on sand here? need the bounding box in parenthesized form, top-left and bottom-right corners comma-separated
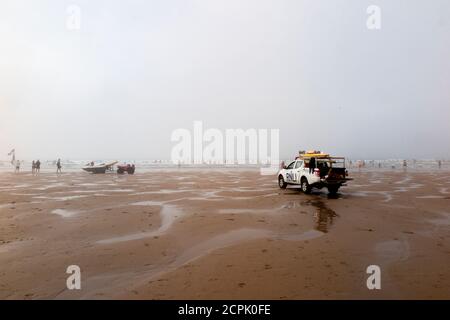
(97, 204, 182, 244)
(218, 208, 273, 214)
(34, 195, 90, 201)
(174, 228, 271, 266)
(428, 212, 450, 226)
(343, 190, 393, 202)
(51, 209, 78, 218)
(416, 195, 444, 199)
(130, 189, 189, 196)
(276, 229, 324, 241)
(13, 184, 32, 188)
(375, 239, 410, 262)
(34, 183, 66, 190)
(143, 228, 324, 283)
(0, 240, 29, 254)
(94, 189, 135, 193)
(219, 198, 339, 233)
(132, 200, 165, 206)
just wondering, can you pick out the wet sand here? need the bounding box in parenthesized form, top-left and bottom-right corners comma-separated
(0, 169, 449, 299)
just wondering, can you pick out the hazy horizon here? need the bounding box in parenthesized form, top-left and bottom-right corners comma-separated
(1, 0, 449, 161)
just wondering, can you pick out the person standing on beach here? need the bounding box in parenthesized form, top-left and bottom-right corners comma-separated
(56, 159, 62, 174)
(36, 160, 41, 173)
(14, 160, 20, 173)
(309, 157, 316, 174)
(32, 160, 35, 174)
(438, 160, 442, 169)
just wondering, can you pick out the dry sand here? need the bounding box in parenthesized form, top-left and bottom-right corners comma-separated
(0, 168, 449, 299)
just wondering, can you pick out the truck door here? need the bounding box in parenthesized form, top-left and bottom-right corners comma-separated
(285, 161, 296, 183)
(293, 160, 304, 184)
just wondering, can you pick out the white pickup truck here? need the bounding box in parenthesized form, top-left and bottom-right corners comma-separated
(277, 155, 351, 195)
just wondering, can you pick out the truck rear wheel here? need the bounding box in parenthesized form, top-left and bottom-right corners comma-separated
(278, 175, 287, 189)
(328, 185, 340, 195)
(301, 177, 311, 194)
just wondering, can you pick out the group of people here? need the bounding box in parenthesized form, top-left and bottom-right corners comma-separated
(31, 160, 41, 174)
(13, 159, 62, 174)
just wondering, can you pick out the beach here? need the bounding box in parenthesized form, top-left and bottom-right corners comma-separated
(0, 168, 449, 299)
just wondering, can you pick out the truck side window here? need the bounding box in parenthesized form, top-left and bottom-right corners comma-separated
(295, 161, 303, 169)
(286, 162, 295, 170)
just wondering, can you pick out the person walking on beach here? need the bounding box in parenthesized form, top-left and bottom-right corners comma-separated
(32, 160, 35, 174)
(438, 160, 442, 169)
(35, 160, 41, 174)
(56, 159, 62, 174)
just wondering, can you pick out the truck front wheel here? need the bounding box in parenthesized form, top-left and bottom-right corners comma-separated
(278, 175, 287, 189)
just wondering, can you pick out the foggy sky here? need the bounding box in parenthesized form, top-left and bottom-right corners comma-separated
(1, 0, 449, 161)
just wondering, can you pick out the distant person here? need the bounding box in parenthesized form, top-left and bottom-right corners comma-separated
(280, 160, 285, 169)
(56, 159, 62, 173)
(438, 160, 442, 169)
(378, 162, 381, 168)
(309, 157, 316, 174)
(403, 160, 407, 169)
(32, 160, 35, 174)
(15, 160, 20, 173)
(35, 160, 41, 173)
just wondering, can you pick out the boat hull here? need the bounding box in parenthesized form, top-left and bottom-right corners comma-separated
(82, 167, 107, 174)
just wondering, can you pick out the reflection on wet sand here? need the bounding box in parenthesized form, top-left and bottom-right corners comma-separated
(301, 199, 338, 233)
(282, 195, 339, 233)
